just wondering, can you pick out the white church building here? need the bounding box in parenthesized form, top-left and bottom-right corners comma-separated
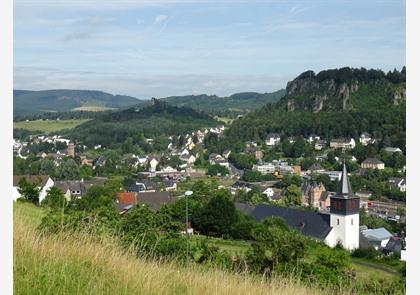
(236, 164, 360, 251)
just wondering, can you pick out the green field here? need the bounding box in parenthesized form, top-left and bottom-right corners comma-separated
(72, 106, 117, 112)
(14, 119, 90, 133)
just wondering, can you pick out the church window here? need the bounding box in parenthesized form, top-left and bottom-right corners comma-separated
(351, 219, 353, 225)
(337, 219, 340, 225)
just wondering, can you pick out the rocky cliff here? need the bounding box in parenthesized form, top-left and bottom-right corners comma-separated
(283, 68, 405, 112)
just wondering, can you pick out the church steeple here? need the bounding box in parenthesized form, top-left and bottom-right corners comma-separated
(337, 162, 353, 198)
(330, 162, 359, 215)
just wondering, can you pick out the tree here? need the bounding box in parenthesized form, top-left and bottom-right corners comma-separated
(207, 164, 229, 177)
(39, 159, 56, 177)
(18, 177, 40, 204)
(284, 184, 301, 206)
(42, 187, 67, 209)
(59, 159, 80, 180)
(193, 191, 238, 236)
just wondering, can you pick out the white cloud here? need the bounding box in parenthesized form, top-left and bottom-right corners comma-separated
(154, 14, 168, 25)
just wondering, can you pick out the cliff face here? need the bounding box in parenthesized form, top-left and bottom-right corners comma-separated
(285, 76, 405, 112)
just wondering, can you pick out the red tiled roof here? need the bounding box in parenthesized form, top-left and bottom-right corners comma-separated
(117, 192, 137, 205)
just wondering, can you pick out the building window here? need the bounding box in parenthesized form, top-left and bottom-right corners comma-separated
(337, 219, 340, 225)
(351, 219, 353, 225)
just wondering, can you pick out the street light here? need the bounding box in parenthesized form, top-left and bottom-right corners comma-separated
(184, 190, 193, 268)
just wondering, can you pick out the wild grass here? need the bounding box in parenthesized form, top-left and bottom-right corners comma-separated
(14, 202, 340, 295)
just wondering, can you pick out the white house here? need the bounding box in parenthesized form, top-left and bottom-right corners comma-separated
(149, 158, 159, 174)
(330, 138, 356, 150)
(265, 133, 281, 146)
(252, 163, 276, 175)
(388, 177, 406, 192)
(261, 187, 275, 199)
(13, 175, 55, 204)
(359, 132, 375, 146)
(383, 147, 402, 154)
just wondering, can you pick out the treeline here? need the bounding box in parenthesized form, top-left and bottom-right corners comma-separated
(296, 66, 406, 84)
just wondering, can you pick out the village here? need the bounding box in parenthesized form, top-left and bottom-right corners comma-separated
(13, 123, 406, 260)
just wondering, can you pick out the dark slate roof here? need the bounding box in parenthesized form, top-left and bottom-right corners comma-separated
(136, 191, 175, 211)
(384, 237, 402, 253)
(13, 175, 50, 187)
(251, 204, 332, 240)
(127, 185, 145, 193)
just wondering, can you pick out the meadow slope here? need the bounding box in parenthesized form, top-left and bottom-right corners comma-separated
(14, 202, 338, 295)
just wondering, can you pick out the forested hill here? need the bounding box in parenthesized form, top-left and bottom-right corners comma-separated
(13, 89, 142, 117)
(215, 67, 406, 152)
(160, 89, 286, 116)
(279, 67, 406, 112)
(64, 99, 218, 150)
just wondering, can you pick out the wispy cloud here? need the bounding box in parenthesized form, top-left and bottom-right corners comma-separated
(154, 14, 168, 25)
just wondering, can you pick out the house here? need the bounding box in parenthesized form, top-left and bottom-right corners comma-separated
(314, 140, 327, 150)
(359, 132, 375, 146)
(360, 227, 393, 250)
(222, 149, 231, 159)
(54, 180, 85, 200)
(307, 134, 320, 143)
(180, 154, 196, 165)
(116, 192, 137, 205)
(265, 133, 281, 146)
(261, 187, 275, 199)
(230, 181, 253, 193)
(361, 158, 385, 170)
(163, 179, 177, 191)
(388, 177, 406, 192)
(383, 147, 403, 154)
(330, 138, 356, 150)
(308, 163, 324, 173)
(149, 157, 159, 175)
(301, 182, 329, 209)
(318, 170, 342, 181)
(137, 191, 175, 212)
(252, 162, 275, 175)
(13, 175, 55, 203)
(94, 156, 107, 169)
(134, 179, 157, 192)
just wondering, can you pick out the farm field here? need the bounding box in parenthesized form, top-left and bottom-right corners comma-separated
(14, 119, 90, 133)
(72, 106, 117, 112)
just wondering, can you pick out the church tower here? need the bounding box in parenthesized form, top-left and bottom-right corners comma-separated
(327, 163, 359, 250)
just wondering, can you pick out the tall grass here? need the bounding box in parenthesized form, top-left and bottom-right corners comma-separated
(14, 203, 343, 295)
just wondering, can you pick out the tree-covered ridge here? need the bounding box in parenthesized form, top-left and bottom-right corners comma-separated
(160, 89, 286, 116)
(280, 67, 406, 113)
(206, 67, 406, 153)
(64, 99, 219, 149)
(13, 89, 143, 117)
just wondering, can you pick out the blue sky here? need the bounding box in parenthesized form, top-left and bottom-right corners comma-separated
(14, 0, 406, 99)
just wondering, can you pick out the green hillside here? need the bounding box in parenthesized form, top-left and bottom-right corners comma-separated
(13, 89, 142, 117)
(64, 99, 219, 149)
(161, 89, 286, 116)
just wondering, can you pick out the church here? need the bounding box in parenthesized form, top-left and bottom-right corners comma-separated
(235, 163, 360, 250)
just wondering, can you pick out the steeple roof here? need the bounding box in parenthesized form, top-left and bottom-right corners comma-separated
(337, 163, 354, 199)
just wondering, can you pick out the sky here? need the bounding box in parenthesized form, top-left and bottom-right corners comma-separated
(14, 0, 406, 99)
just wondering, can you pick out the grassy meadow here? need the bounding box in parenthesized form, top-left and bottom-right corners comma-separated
(13, 119, 90, 133)
(72, 106, 117, 112)
(14, 202, 334, 295)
